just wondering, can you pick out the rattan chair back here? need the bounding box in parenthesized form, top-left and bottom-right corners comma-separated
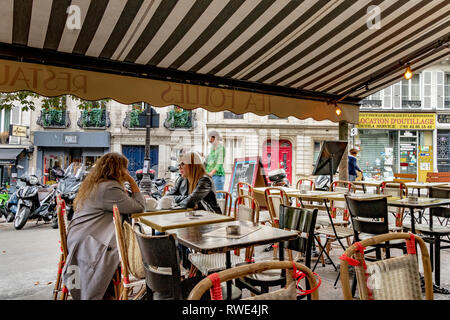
(188, 261, 319, 300)
(264, 187, 289, 227)
(216, 190, 232, 216)
(340, 232, 433, 300)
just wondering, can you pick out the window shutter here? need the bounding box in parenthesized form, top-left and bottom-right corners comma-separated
(436, 71, 444, 109)
(393, 82, 401, 109)
(9, 106, 21, 144)
(383, 86, 392, 109)
(423, 71, 432, 109)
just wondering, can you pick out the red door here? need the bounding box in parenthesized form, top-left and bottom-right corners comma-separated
(262, 140, 292, 183)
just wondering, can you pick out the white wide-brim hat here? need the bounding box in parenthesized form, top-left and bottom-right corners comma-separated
(207, 130, 222, 141)
(179, 151, 203, 165)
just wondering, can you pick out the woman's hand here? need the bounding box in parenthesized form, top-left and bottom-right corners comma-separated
(123, 170, 140, 193)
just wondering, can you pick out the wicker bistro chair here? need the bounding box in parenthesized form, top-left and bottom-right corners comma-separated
(377, 181, 408, 229)
(133, 224, 204, 300)
(340, 232, 433, 300)
(295, 178, 316, 208)
(53, 196, 70, 300)
(237, 182, 254, 197)
(188, 261, 319, 300)
(329, 181, 356, 223)
(403, 187, 450, 287)
(264, 187, 290, 258)
(216, 190, 232, 216)
(239, 206, 318, 298)
(187, 195, 259, 277)
(112, 205, 147, 300)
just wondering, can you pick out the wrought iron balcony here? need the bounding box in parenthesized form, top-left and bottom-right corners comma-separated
(77, 108, 110, 129)
(359, 100, 382, 109)
(123, 107, 160, 129)
(401, 100, 421, 109)
(37, 109, 70, 128)
(163, 107, 195, 130)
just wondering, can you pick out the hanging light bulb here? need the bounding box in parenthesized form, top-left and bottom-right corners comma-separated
(335, 104, 342, 116)
(404, 64, 413, 80)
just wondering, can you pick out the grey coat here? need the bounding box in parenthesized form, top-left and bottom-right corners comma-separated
(62, 180, 145, 300)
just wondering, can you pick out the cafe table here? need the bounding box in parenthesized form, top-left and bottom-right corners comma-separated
(386, 197, 450, 234)
(131, 207, 193, 219)
(404, 182, 449, 197)
(167, 220, 299, 300)
(136, 210, 234, 235)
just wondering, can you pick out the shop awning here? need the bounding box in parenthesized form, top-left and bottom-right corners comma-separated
(0, 148, 24, 165)
(0, 1, 448, 123)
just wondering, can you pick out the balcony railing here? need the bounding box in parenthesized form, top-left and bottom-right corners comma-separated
(401, 100, 421, 109)
(359, 100, 382, 109)
(164, 108, 195, 130)
(37, 109, 70, 128)
(123, 108, 160, 129)
(77, 108, 110, 129)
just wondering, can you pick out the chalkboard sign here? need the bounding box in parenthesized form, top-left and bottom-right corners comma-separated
(229, 157, 267, 205)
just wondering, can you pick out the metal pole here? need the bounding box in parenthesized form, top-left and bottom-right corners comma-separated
(139, 103, 157, 197)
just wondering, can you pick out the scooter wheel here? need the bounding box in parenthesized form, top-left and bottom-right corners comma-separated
(6, 213, 14, 223)
(14, 207, 30, 230)
(51, 216, 59, 229)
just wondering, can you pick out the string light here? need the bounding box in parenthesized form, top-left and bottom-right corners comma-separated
(404, 64, 413, 80)
(335, 104, 342, 116)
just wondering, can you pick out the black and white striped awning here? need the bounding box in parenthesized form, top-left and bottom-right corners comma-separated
(0, 0, 448, 120)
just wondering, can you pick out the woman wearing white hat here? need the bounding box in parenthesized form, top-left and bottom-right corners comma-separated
(205, 130, 226, 198)
(176, 151, 221, 214)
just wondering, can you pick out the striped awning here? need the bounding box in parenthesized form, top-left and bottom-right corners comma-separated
(0, 0, 449, 123)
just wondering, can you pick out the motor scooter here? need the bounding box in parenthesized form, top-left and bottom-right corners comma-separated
(14, 173, 56, 230)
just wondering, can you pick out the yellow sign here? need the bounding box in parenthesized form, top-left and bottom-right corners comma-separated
(357, 113, 436, 130)
(418, 146, 433, 182)
(11, 125, 27, 137)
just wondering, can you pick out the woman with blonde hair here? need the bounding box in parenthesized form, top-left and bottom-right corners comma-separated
(176, 151, 221, 214)
(62, 152, 145, 300)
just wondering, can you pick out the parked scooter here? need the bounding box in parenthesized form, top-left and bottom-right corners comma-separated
(51, 163, 85, 229)
(314, 175, 331, 191)
(13, 173, 57, 230)
(5, 191, 18, 222)
(0, 187, 10, 221)
(135, 169, 167, 199)
(267, 168, 290, 187)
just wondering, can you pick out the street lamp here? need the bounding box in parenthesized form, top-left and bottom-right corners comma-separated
(138, 103, 160, 197)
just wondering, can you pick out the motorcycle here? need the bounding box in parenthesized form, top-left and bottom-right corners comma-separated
(51, 163, 85, 229)
(314, 175, 331, 191)
(13, 173, 57, 230)
(267, 168, 290, 187)
(0, 187, 10, 221)
(5, 191, 18, 222)
(135, 169, 167, 199)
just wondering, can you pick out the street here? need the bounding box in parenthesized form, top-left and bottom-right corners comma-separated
(0, 219, 59, 300)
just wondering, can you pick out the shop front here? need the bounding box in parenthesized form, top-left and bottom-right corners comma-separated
(355, 112, 436, 182)
(0, 147, 28, 190)
(33, 132, 110, 184)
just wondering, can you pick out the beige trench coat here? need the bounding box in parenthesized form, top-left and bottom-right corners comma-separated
(62, 180, 145, 300)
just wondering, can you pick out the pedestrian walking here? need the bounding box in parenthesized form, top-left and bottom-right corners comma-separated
(348, 148, 363, 182)
(205, 130, 226, 198)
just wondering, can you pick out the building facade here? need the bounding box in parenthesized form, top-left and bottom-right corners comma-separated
(354, 60, 450, 182)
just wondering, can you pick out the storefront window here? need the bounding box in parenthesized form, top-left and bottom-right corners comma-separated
(399, 130, 418, 176)
(358, 130, 398, 181)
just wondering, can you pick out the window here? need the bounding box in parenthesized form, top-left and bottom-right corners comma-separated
(444, 73, 450, 108)
(223, 111, 243, 119)
(401, 74, 421, 108)
(1, 109, 10, 132)
(313, 141, 321, 164)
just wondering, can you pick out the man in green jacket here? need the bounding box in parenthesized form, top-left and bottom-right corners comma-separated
(205, 130, 226, 198)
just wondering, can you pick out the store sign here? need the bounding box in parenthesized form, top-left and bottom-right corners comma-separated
(9, 125, 27, 137)
(63, 134, 78, 144)
(357, 113, 436, 130)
